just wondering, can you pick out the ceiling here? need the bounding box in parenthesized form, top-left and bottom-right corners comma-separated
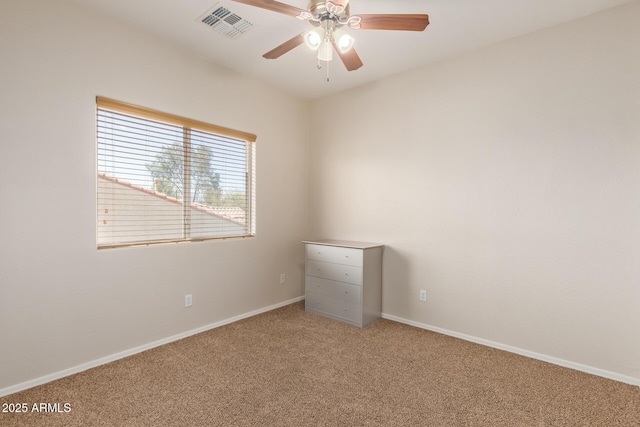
(71, 0, 635, 100)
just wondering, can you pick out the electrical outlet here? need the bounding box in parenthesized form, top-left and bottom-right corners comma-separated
(280, 273, 286, 284)
(419, 290, 427, 302)
(185, 294, 193, 308)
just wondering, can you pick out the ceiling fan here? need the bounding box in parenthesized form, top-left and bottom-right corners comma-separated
(231, 0, 429, 71)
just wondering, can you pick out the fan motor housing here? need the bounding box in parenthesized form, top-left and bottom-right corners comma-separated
(308, 0, 350, 27)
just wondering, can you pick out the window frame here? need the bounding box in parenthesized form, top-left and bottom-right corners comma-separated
(96, 97, 257, 249)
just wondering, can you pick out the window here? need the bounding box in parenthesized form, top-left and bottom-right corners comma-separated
(96, 97, 256, 248)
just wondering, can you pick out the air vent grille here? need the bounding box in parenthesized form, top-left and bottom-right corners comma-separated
(199, 4, 253, 39)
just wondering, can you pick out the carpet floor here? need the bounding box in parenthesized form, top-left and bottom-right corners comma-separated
(1, 301, 638, 426)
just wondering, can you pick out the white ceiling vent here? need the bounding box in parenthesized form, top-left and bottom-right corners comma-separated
(198, 3, 253, 39)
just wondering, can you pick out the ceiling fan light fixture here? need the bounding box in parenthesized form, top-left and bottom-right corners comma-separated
(236, 0, 430, 73)
(317, 39, 333, 62)
(333, 29, 354, 53)
(304, 28, 323, 51)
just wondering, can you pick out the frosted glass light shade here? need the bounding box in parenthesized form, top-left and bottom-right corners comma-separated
(333, 29, 354, 53)
(317, 40, 333, 61)
(304, 28, 323, 51)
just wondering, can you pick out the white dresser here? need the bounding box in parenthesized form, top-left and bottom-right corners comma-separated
(303, 240, 384, 328)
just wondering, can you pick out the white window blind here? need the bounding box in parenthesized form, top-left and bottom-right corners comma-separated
(96, 97, 256, 249)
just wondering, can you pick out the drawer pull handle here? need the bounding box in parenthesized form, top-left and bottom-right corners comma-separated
(344, 273, 349, 276)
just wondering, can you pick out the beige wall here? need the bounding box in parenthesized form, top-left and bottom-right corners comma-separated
(0, 0, 310, 391)
(310, 3, 640, 383)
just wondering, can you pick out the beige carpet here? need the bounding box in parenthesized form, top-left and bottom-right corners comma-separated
(1, 302, 638, 426)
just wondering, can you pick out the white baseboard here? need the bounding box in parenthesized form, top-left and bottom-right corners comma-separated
(381, 313, 639, 387)
(0, 296, 305, 398)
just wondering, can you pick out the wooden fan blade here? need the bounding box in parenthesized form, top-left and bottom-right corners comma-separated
(332, 42, 363, 71)
(231, 0, 306, 18)
(263, 33, 305, 59)
(356, 14, 430, 31)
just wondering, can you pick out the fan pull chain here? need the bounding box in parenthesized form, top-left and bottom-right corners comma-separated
(326, 59, 330, 82)
(316, 59, 330, 82)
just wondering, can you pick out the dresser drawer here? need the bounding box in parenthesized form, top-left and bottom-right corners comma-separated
(306, 260, 362, 285)
(305, 276, 361, 304)
(305, 292, 361, 324)
(306, 244, 363, 267)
